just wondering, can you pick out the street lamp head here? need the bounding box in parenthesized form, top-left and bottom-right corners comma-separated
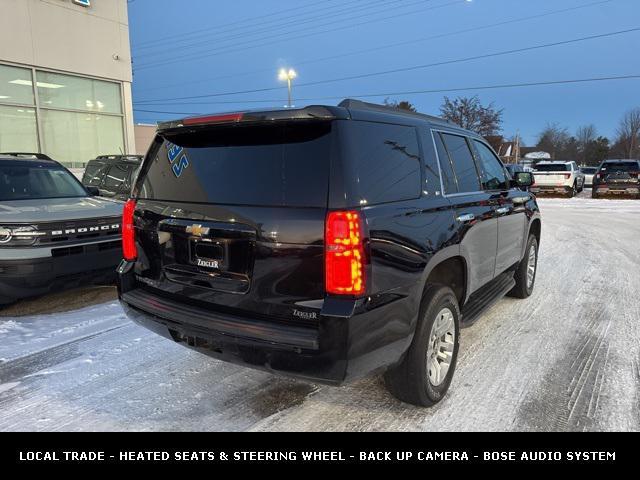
(278, 68, 297, 81)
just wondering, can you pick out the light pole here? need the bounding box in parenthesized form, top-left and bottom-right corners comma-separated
(278, 68, 297, 108)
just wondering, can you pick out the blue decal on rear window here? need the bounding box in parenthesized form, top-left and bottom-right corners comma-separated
(167, 143, 183, 163)
(166, 143, 189, 178)
(171, 154, 189, 178)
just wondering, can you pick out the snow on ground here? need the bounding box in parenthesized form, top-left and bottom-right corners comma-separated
(0, 196, 638, 431)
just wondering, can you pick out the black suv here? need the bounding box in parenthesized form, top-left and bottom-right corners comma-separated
(117, 100, 540, 406)
(592, 159, 640, 198)
(82, 155, 143, 201)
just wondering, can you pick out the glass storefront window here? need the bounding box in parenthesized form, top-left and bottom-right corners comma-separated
(0, 64, 35, 105)
(0, 64, 128, 167)
(40, 110, 124, 166)
(36, 71, 122, 114)
(0, 105, 38, 152)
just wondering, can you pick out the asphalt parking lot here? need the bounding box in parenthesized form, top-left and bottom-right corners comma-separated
(1, 193, 639, 431)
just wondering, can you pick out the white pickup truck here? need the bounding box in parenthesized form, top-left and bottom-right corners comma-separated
(531, 161, 585, 197)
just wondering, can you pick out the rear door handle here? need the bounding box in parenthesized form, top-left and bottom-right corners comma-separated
(456, 213, 475, 223)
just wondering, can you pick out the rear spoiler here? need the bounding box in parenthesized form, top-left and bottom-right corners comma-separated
(157, 105, 348, 132)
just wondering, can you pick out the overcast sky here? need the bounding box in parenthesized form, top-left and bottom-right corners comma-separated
(129, 0, 639, 145)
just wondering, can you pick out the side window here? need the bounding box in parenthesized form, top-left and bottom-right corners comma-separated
(120, 166, 136, 192)
(441, 133, 481, 193)
(419, 128, 443, 197)
(104, 164, 128, 189)
(472, 140, 509, 191)
(340, 122, 421, 205)
(433, 132, 458, 194)
(84, 163, 107, 186)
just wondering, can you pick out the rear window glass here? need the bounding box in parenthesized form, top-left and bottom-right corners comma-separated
(337, 121, 421, 206)
(138, 123, 332, 208)
(580, 167, 597, 174)
(535, 163, 569, 172)
(600, 162, 640, 172)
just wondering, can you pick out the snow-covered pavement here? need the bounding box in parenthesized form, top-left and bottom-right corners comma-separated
(1, 196, 639, 431)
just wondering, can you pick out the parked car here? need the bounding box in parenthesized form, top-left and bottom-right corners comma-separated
(580, 166, 598, 187)
(531, 161, 585, 197)
(116, 100, 541, 407)
(592, 159, 640, 198)
(82, 155, 143, 201)
(0, 153, 123, 306)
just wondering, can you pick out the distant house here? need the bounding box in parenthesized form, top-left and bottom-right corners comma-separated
(497, 141, 520, 164)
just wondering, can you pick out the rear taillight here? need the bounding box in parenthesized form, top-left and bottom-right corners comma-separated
(630, 171, 640, 177)
(122, 199, 137, 261)
(564, 174, 571, 179)
(182, 113, 243, 126)
(325, 211, 366, 296)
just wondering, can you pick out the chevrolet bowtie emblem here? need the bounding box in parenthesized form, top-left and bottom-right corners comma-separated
(186, 224, 210, 237)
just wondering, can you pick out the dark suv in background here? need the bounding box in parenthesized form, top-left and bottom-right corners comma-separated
(82, 155, 143, 201)
(592, 159, 640, 198)
(117, 100, 540, 407)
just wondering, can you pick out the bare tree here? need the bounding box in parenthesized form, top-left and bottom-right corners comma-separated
(440, 96, 503, 136)
(576, 124, 597, 164)
(536, 124, 570, 159)
(615, 107, 640, 158)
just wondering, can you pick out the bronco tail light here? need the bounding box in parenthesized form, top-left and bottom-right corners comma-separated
(325, 211, 366, 296)
(122, 199, 137, 261)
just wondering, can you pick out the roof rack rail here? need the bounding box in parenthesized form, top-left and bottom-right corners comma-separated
(0, 152, 53, 161)
(95, 154, 142, 161)
(338, 99, 453, 124)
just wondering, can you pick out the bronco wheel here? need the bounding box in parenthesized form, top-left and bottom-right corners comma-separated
(384, 285, 460, 407)
(508, 234, 538, 299)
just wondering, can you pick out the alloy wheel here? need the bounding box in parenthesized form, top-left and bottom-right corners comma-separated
(425, 308, 456, 387)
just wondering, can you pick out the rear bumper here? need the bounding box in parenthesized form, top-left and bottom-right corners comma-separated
(593, 184, 640, 196)
(0, 242, 121, 303)
(118, 262, 415, 385)
(530, 185, 572, 194)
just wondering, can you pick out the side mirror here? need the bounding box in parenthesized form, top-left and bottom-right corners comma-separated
(514, 171, 534, 188)
(86, 186, 100, 196)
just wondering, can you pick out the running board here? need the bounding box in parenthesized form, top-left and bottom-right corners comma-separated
(461, 272, 515, 328)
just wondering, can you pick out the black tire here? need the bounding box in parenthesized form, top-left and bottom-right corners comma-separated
(384, 285, 460, 407)
(592, 190, 599, 199)
(508, 234, 538, 299)
(568, 183, 577, 197)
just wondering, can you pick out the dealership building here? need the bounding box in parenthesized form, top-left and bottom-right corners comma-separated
(0, 0, 135, 168)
